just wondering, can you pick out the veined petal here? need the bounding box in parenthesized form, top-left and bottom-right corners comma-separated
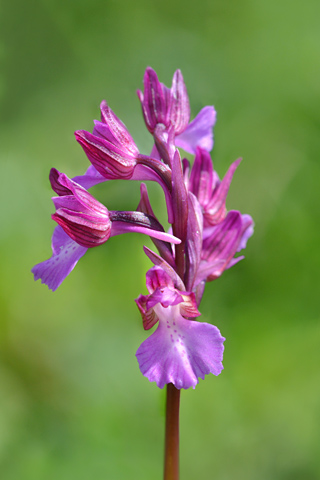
(204, 158, 241, 226)
(98, 100, 139, 156)
(52, 209, 111, 248)
(145, 264, 175, 293)
(143, 247, 186, 291)
(175, 106, 216, 153)
(189, 147, 215, 207)
(146, 287, 184, 310)
(75, 130, 137, 180)
(135, 294, 159, 330)
(50, 170, 112, 248)
(31, 226, 87, 291)
(202, 210, 243, 262)
(169, 69, 190, 135)
(180, 292, 201, 318)
(136, 304, 225, 389)
(197, 210, 244, 284)
(138, 67, 168, 133)
(144, 266, 200, 317)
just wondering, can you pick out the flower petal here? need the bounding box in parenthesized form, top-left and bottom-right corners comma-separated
(135, 294, 159, 330)
(50, 170, 112, 248)
(188, 147, 215, 207)
(237, 214, 254, 251)
(98, 100, 139, 156)
(136, 304, 225, 389)
(138, 67, 168, 133)
(204, 158, 241, 226)
(169, 69, 190, 135)
(72, 165, 106, 190)
(143, 246, 185, 291)
(31, 226, 87, 291)
(146, 287, 183, 310)
(197, 210, 245, 283)
(175, 106, 216, 153)
(75, 130, 137, 180)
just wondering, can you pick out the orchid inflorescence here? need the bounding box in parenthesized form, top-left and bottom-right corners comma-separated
(32, 67, 253, 390)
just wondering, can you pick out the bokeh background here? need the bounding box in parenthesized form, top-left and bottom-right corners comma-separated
(1, 0, 319, 479)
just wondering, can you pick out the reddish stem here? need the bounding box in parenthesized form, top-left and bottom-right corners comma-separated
(164, 383, 180, 480)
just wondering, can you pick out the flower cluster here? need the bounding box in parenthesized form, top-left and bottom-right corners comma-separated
(32, 67, 253, 389)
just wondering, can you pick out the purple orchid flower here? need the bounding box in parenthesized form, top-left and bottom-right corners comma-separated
(189, 146, 242, 227)
(138, 67, 216, 154)
(75, 100, 139, 180)
(32, 169, 181, 291)
(74, 101, 176, 223)
(197, 210, 254, 284)
(135, 266, 225, 389)
(32, 67, 253, 399)
(185, 148, 254, 294)
(75, 100, 172, 185)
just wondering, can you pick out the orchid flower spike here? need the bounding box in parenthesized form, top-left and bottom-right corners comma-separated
(32, 66, 254, 393)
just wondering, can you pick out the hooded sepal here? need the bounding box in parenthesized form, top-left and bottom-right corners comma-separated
(135, 265, 199, 332)
(137, 67, 169, 133)
(168, 69, 190, 135)
(50, 169, 112, 248)
(137, 67, 190, 137)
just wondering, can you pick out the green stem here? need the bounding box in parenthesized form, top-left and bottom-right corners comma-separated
(164, 383, 180, 480)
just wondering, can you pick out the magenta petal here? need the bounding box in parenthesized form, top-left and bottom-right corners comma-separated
(204, 158, 241, 226)
(135, 294, 159, 330)
(138, 67, 168, 133)
(238, 214, 254, 251)
(143, 247, 186, 291)
(145, 265, 175, 292)
(169, 69, 190, 135)
(146, 287, 183, 310)
(188, 147, 214, 207)
(136, 304, 225, 389)
(175, 106, 216, 153)
(50, 171, 112, 248)
(98, 100, 139, 156)
(72, 165, 106, 190)
(31, 226, 87, 291)
(75, 130, 137, 180)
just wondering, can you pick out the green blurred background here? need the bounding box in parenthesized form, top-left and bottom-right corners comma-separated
(1, 0, 319, 478)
